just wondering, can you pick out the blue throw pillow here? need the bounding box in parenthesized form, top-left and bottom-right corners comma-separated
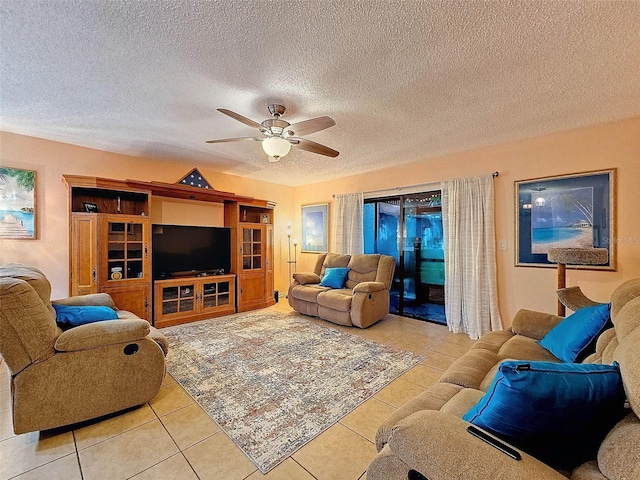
(53, 304, 118, 328)
(462, 361, 626, 470)
(537, 303, 611, 362)
(319, 267, 350, 289)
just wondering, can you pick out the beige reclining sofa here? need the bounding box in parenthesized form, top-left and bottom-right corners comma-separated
(369, 278, 640, 480)
(0, 263, 169, 434)
(288, 253, 395, 328)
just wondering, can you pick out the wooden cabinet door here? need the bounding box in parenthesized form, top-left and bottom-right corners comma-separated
(71, 214, 98, 296)
(238, 271, 267, 312)
(100, 215, 150, 284)
(200, 277, 235, 316)
(266, 224, 274, 304)
(98, 215, 151, 320)
(102, 283, 151, 320)
(238, 225, 265, 311)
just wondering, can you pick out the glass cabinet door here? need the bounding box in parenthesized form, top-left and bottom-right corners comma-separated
(160, 283, 195, 315)
(242, 227, 263, 270)
(105, 219, 146, 282)
(202, 281, 230, 309)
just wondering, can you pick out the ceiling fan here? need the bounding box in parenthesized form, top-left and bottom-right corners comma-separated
(206, 104, 339, 162)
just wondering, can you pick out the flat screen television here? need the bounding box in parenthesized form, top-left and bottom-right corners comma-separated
(152, 224, 231, 279)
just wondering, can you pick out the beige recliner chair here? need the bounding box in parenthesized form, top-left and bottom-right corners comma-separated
(0, 263, 169, 434)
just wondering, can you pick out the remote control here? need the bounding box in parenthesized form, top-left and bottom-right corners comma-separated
(466, 425, 522, 460)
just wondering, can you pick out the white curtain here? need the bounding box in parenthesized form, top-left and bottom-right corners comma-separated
(334, 192, 364, 254)
(442, 174, 502, 339)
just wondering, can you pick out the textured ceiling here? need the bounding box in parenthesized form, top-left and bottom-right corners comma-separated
(1, 1, 639, 186)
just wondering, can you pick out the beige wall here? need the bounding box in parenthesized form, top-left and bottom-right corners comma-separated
(2, 117, 639, 326)
(292, 117, 640, 326)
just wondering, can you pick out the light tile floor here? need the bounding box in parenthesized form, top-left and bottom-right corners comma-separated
(0, 302, 475, 480)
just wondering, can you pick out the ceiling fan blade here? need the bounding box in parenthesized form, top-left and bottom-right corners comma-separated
(217, 109, 263, 129)
(291, 137, 339, 157)
(286, 116, 336, 136)
(205, 137, 258, 144)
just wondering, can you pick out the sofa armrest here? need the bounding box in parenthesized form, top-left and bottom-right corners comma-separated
(353, 281, 387, 294)
(54, 319, 150, 352)
(52, 293, 117, 310)
(510, 309, 564, 340)
(292, 272, 321, 285)
(379, 410, 566, 480)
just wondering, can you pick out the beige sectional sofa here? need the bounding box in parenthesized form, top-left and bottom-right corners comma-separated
(287, 253, 395, 328)
(369, 279, 640, 480)
(0, 264, 169, 434)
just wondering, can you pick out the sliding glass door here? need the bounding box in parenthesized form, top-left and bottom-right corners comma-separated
(364, 191, 446, 324)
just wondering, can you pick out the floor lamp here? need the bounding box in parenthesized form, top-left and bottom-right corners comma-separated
(547, 247, 608, 316)
(287, 224, 298, 280)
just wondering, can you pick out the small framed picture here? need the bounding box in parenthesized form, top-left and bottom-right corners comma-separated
(301, 203, 329, 253)
(83, 202, 99, 213)
(0, 166, 36, 239)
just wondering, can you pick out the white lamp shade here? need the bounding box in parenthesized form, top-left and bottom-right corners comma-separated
(262, 137, 291, 159)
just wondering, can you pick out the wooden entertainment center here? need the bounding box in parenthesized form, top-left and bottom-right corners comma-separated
(63, 174, 275, 328)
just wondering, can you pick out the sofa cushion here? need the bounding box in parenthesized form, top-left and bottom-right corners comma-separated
(438, 388, 485, 417)
(470, 329, 514, 354)
(496, 335, 559, 362)
(537, 303, 611, 362)
(462, 361, 626, 471)
(317, 289, 353, 312)
(53, 304, 119, 328)
(289, 284, 330, 303)
(439, 349, 502, 390)
(319, 267, 350, 288)
(376, 382, 466, 451)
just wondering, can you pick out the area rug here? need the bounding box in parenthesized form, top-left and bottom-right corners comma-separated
(163, 310, 423, 473)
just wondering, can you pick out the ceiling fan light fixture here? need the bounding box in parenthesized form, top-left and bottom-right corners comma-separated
(262, 136, 291, 159)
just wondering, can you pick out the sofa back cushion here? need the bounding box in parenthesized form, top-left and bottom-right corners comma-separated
(346, 254, 380, 289)
(0, 278, 60, 373)
(613, 309, 640, 418)
(610, 278, 640, 321)
(584, 284, 640, 418)
(319, 253, 351, 277)
(0, 263, 56, 320)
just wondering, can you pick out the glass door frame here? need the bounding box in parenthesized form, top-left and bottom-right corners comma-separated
(364, 190, 445, 323)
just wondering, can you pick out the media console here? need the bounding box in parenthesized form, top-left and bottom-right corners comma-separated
(64, 174, 274, 326)
(153, 274, 236, 328)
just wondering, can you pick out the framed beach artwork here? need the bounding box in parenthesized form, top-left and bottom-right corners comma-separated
(301, 203, 329, 253)
(0, 167, 36, 239)
(515, 169, 615, 269)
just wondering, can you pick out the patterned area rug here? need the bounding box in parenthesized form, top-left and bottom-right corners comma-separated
(163, 310, 423, 473)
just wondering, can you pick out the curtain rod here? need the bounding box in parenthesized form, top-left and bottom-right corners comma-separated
(333, 171, 499, 198)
